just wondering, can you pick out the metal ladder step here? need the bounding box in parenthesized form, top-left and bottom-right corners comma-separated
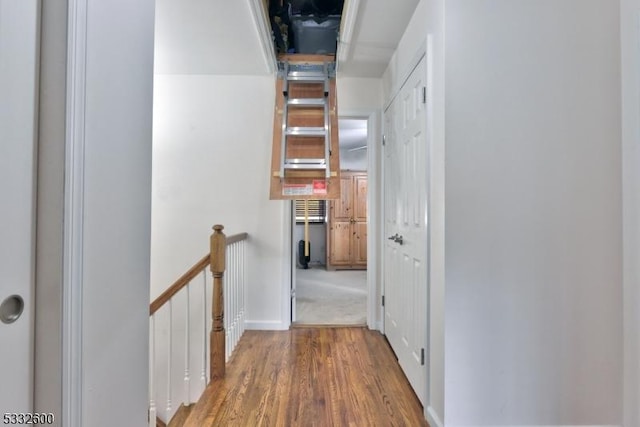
(286, 127, 326, 137)
(286, 71, 327, 83)
(284, 159, 327, 170)
(287, 98, 327, 107)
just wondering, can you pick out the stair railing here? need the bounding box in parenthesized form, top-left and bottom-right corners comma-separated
(148, 225, 248, 427)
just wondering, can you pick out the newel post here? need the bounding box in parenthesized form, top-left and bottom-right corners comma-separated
(210, 224, 226, 380)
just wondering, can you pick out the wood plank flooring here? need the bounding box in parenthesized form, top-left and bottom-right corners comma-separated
(184, 327, 428, 427)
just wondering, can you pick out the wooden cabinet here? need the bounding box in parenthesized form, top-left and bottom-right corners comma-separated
(327, 172, 367, 269)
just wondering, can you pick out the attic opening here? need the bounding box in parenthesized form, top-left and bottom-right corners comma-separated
(268, 0, 345, 56)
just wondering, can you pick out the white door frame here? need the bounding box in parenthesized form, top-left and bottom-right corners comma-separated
(283, 109, 380, 330)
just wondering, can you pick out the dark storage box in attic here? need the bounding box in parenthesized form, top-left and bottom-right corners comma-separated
(290, 16, 340, 55)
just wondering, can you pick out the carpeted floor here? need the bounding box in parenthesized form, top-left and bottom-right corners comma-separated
(295, 267, 367, 325)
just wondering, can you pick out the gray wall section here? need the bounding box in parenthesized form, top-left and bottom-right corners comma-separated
(444, 1, 623, 424)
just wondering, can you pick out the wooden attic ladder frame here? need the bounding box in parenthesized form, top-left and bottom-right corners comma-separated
(270, 54, 341, 201)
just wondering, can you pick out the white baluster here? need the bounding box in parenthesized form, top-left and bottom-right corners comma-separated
(229, 244, 233, 354)
(149, 315, 156, 427)
(184, 283, 191, 405)
(224, 246, 231, 361)
(232, 244, 237, 349)
(238, 242, 243, 341)
(201, 270, 207, 389)
(240, 240, 246, 336)
(166, 299, 172, 415)
(234, 243, 239, 349)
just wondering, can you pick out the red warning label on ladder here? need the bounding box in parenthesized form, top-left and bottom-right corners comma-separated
(312, 180, 327, 195)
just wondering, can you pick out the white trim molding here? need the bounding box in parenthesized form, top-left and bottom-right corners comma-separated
(62, 0, 88, 425)
(339, 109, 380, 331)
(426, 406, 443, 427)
(245, 320, 289, 331)
(384, 39, 427, 112)
(337, 0, 361, 63)
(247, 0, 277, 74)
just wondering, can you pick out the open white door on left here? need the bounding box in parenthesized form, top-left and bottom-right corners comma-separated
(0, 0, 39, 415)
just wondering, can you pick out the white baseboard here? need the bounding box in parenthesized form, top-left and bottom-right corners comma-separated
(244, 320, 289, 331)
(426, 406, 443, 427)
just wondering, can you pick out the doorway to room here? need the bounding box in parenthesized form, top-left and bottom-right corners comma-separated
(291, 117, 369, 325)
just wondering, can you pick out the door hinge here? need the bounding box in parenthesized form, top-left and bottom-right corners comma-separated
(290, 288, 296, 298)
(381, 295, 385, 307)
(420, 348, 425, 366)
(422, 86, 427, 104)
(382, 134, 386, 146)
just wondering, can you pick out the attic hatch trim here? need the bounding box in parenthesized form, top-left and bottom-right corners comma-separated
(337, 0, 361, 64)
(248, 0, 277, 74)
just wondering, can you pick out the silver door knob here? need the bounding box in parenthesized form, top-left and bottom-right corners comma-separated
(0, 295, 24, 324)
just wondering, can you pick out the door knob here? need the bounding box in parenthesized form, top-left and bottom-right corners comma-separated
(0, 295, 24, 325)
(395, 235, 404, 245)
(388, 233, 398, 241)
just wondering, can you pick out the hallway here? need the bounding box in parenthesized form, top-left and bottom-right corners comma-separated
(295, 268, 367, 325)
(185, 327, 427, 427)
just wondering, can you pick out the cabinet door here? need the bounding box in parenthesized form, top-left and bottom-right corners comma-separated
(354, 222, 367, 265)
(332, 175, 353, 221)
(354, 175, 368, 222)
(353, 175, 367, 265)
(328, 172, 367, 268)
(328, 221, 352, 265)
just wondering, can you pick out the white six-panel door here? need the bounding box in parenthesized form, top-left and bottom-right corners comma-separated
(0, 0, 39, 415)
(383, 56, 428, 405)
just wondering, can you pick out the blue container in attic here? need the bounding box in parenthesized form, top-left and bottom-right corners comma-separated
(291, 16, 340, 55)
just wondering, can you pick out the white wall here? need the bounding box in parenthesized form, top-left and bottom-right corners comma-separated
(444, 1, 622, 425)
(337, 77, 382, 111)
(621, 0, 640, 425)
(79, 1, 155, 425)
(382, 1, 446, 425)
(151, 74, 286, 328)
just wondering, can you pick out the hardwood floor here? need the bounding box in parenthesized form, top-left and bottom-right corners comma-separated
(184, 327, 428, 427)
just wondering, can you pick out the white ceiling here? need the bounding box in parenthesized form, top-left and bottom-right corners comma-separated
(338, 0, 420, 77)
(154, 0, 420, 77)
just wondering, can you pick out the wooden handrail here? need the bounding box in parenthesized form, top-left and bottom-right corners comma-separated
(149, 231, 248, 315)
(149, 254, 209, 315)
(226, 232, 248, 245)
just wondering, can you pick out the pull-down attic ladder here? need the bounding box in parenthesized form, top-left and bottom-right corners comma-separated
(269, 54, 341, 200)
